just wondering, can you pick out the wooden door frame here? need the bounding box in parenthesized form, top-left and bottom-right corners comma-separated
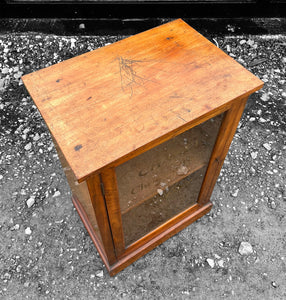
(98, 96, 249, 275)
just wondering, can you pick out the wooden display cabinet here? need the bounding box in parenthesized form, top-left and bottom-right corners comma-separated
(22, 19, 263, 275)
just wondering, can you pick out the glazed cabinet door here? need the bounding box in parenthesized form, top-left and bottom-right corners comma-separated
(102, 112, 225, 254)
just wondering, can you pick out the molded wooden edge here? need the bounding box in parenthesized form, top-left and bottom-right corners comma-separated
(76, 89, 262, 184)
(73, 193, 212, 276)
(101, 168, 126, 257)
(120, 202, 200, 257)
(86, 174, 117, 265)
(72, 195, 113, 274)
(109, 202, 212, 276)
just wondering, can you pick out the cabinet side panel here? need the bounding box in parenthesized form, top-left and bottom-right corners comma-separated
(52, 138, 103, 244)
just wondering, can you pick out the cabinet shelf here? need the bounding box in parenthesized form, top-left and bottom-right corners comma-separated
(116, 114, 223, 215)
(121, 165, 207, 245)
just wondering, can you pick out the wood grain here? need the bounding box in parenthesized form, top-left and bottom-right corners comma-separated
(52, 136, 105, 240)
(71, 195, 112, 273)
(101, 168, 126, 257)
(86, 174, 117, 265)
(110, 202, 213, 276)
(22, 18, 264, 182)
(197, 96, 249, 206)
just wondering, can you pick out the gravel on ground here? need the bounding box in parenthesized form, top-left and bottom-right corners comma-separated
(0, 27, 285, 299)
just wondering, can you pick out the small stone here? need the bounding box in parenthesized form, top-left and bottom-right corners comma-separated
(263, 143, 272, 151)
(79, 23, 85, 30)
(250, 167, 256, 174)
(0, 174, 3, 180)
(249, 117, 256, 122)
(238, 241, 253, 255)
(26, 197, 35, 208)
(4, 272, 11, 280)
(217, 259, 224, 267)
(157, 189, 164, 196)
(251, 152, 258, 159)
(96, 270, 104, 278)
(177, 165, 188, 176)
(24, 282, 29, 287)
(33, 133, 40, 141)
(2, 67, 9, 74)
(247, 39, 255, 46)
(11, 224, 20, 231)
(23, 128, 30, 134)
(240, 39, 246, 45)
(25, 227, 32, 235)
(206, 258, 215, 268)
(53, 190, 61, 197)
(231, 189, 239, 198)
(271, 281, 278, 288)
(24, 142, 32, 151)
(70, 38, 76, 49)
(14, 71, 23, 79)
(270, 201, 276, 209)
(261, 93, 270, 102)
(16, 265, 22, 273)
(139, 169, 148, 176)
(259, 117, 267, 123)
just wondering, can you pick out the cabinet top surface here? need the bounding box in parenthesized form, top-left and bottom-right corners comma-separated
(22, 19, 263, 181)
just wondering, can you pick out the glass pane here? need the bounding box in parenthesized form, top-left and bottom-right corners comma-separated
(116, 113, 224, 246)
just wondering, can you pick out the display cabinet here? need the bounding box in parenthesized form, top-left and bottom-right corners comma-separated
(22, 19, 263, 275)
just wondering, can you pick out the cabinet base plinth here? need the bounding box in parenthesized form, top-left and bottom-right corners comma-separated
(72, 195, 212, 276)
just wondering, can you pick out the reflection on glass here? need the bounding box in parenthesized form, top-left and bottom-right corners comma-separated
(116, 113, 224, 246)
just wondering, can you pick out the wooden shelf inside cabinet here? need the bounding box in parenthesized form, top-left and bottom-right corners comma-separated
(22, 18, 264, 276)
(116, 113, 223, 215)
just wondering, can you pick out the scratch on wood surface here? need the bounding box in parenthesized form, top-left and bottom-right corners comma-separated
(205, 104, 212, 110)
(169, 93, 182, 99)
(42, 96, 51, 102)
(170, 108, 188, 123)
(118, 57, 156, 97)
(177, 115, 187, 123)
(183, 107, 191, 113)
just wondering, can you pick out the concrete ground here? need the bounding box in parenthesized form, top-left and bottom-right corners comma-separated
(0, 19, 285, 299)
